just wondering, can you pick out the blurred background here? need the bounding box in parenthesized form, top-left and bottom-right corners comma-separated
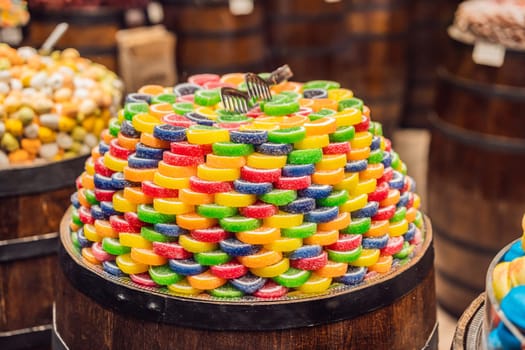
(5, 0, 463, 139)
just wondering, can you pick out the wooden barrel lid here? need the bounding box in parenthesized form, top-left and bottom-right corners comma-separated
(452, 293, 485, 350)
(59, 210, 434, 331)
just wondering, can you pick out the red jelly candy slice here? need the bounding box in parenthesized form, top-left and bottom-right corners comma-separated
(327, 234, 362, 251)
(290, 251, 328, 270)
(210, 260, 248, 279)
(253, 280, 288, 298)
(152, 241, 193, 259)
(191, 227, 229, 243)
(239, 202, 279, 219)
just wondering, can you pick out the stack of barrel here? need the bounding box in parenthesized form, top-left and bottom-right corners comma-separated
(427, 2, 525, 317)
(161, 0, 266, 81)
(402, 0, 461, 129)
(26, 0, 151, 72)
(0, 158, 87, 350)
(160, 0, 411, 139)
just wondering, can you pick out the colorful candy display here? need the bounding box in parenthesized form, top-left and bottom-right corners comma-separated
(453, 0, 525, 50)
(0, 0, 29, 27)
(487, 214, 525, 349)
(67, 71, 425, 300)
(0, 44, 122, 168)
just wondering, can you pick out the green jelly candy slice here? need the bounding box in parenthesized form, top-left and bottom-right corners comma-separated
(151, 93, 177, 105)
(281, 222, 317, 238)
(124, 102, 149, 120)
(338, 98, 363, 112)
(71, 231, 81, 249)
(308, 108, 336, 121)
(393, 241, 412, 259)
(260, 189, 297, 206)
(137, 204, 176, 224)
(316, 190, 349, 207)
(212, 142, 254, 156)
(329, 125, 355, 142)
(108, 118, 121, 137)
(102, 237, 131, 255)
(141, 226, 175, 243)
(194, 250, 232, 266)
(390, 207, 407, 223)
(268, 126, 306, 144)
(367, 149, 384, 164)
(287, 148, 323, 165)
(219, 216, 261, 233)
(341, 217, 371, 235)
(197, 204, 238, 219)
(273, 268, 311, 288)
(210, 283, 244, 298)
(327, 246, 362, 263)
(302, 80, 340, 91)
(194, 89, 221, 107)
(173, 102, 194, 115)
(149, 265, 183, 285)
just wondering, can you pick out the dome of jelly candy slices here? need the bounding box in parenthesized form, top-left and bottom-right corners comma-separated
(0, 45, 122, 168)
(488, 214, 525, 349)
(68, 73, 425, 299)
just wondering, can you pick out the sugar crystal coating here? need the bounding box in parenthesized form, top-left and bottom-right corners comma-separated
(67, 71, 426, 299)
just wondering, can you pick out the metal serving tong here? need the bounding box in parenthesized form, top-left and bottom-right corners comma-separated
(245, 72, 272, 102)
(220, 64, 294, 113)
(265, 64, 293, 85)
(220, 87, 251, 114)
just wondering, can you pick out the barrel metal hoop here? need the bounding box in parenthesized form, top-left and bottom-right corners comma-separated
(272, 42, 347, 57)
(436, 268, 483, 295)
(362, 94, 403, 105)
(52, 304, 70, 350)
(0, 232, 59, 263)
(0, 324, 52, 350)
(268, 12, 345, 23)
(272, 31, 406, 58)
(429, 113, 525, 154)
(422, 322, 439, 350)
(347, 0, 409, 12)
(162, 0, 240, 8)
(437, 67, 525, 102)
(0, 155, 88, 197)
(177, 25, 263, 39)
(29, 9, 124, 26)
(59, 212, 434, 331)
(432, 222, 502, 256)
(346, 31, 408, 42)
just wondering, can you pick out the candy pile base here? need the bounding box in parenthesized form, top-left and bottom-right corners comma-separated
(55, 211, 436, 350)
(59, 73, 435, 348)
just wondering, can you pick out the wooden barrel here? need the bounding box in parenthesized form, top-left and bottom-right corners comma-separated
(27, 7, 124, 72)
(402, 0, 461, 129)
(0, 157, 87, 350)
(161, 0, 266, 81)
(452, 293, 485, 350)
(333, 0, 409, 139)
(53, 213, 437, 350)
(265, 0, 345, 82)
(428, 34, 525, 317)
